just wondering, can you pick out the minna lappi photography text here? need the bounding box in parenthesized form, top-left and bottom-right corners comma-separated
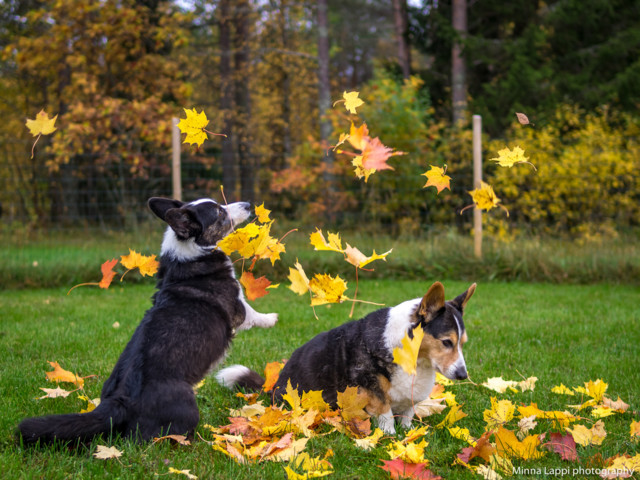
(513, 466, 637, 478)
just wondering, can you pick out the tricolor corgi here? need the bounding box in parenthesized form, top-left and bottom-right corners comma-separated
(217, 281, 475, 434)
(18, 197, 278, 445)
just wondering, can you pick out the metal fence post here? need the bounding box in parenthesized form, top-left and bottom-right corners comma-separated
(473, 114, 482, 259)
(171, 117, 182, 201)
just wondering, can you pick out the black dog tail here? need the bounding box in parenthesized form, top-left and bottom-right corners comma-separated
(215, 365, 265, 391)
(17, 399, 127, 445)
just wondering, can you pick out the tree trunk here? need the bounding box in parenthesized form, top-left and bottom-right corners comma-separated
(219, 0, 236, 200)
(317, 0, 334, 220)
(452, 0, 467, 124)
(233, 0, 254, 204)
(393, 0, 411, 79)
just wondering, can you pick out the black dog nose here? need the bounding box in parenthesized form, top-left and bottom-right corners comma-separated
(454, 366, 468, 380)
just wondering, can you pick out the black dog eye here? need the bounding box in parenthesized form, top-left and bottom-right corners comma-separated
(441, 339, 454, 349)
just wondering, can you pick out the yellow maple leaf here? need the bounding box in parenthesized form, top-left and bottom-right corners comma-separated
(386, 438, 428, 464)
(177, 107, 209, 147)
(468, 182, 507, 214)
(167, 467, 198, 479)
(45, 361, 85, 388)
(255, 203, 271, 223)
(344, 244, 392, 269)
(490, 146, 536, 170)
(448, 426, 476, 445)
(494, 427, 545, 460)
(26, 110, 58, 136)
(354, 428, 384, 451)
(347, 122, 369, 151)
(517, 403, 577, 429)
(591, 406, 616, 419)
(421, 165, 451, 194)
(566, 420, 606, 446)
(121, 250, 159, 277)
(78, 394, 100, 413)
(301, 390, 330, 413)
(282, 379, 303, 412)
(352, 156, 377, 182)
(309, 273, 348, 306)
(309, 228, 344, 253)
(341, 91, 364, 114)
(288, 261, 310, 296)
(483, 397, 515, 430)
(481, 376, 518, 394)
(575, 379, 608, 403)
(392, 324, 424, 376)
(337, 386, 369, 421)
(436, 403, 468, 429)
(551, 384, 575, 396)
(285, 452, 333, 480)
(217, 223, 261, 256)
(630, 420, 640, 440)
(600, 454, 640, 480)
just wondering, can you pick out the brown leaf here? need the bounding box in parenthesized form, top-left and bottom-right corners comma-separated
(515, 112, 530, 125)
(153, 434, 191, 446)
(457, 431, 496, 464)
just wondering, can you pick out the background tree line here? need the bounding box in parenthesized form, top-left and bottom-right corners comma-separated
(0, 0, 638, 236)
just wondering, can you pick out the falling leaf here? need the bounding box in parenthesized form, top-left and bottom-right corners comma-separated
(45, 361, 85, 387)
(421, 165, 451, 194)
(347, 123, 369, 150)
(393, 324, 424, 376)
(567, 420, 607, 447)
(379, 458, 441, 479)
(515, 112, 531, 125)
(263, 361, 285, 392)
(494, 427, 545, 460)
(26, 110, 58, 136)
(465, 182, 508, 215)
(360, 136, 405, 171)
(99, 259, 119, 288)
(93, 445, 123, 460)
(341, 91, 364, 114)
(309, 228, 344, 253)
(545, 432, 578, 462)
(120, 250, 158, 277)
(490, 146, 536, 170)
(177, 107, 209, 147)
(288, 261, 311, 296)
(308, 273, 349, 306)
(240, 271, 272, 301)
(37, 387, 73, 400)
(352, 156, 377, 182)
(344, 244, 392, 269)
(255, 203, 271, 223)
(481, 377, 518, 394)
(552, 384, 575, 396)
(483, 397, 516, 430)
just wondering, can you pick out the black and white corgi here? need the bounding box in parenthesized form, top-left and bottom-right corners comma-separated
(18, 197, 278, 445)
(217, 281, 475, 434)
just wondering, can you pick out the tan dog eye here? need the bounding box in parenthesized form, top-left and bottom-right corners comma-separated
(441, 339, 454, 349)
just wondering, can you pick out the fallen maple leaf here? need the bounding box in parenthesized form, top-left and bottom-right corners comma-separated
(240, 271, 272, 301)
(483, 397, 515, 430)
(336, 386, 369, 421)
(436, 404, 468, 429)
(393, 324, 424, 376)
(421, 165, 451, 194)
(153, 434, 191, 446)
(602, 396, 629, 413)
(457, 431, 495, 463)
(481, 377, 518, 394)
(386, 439, 429, 464)
(494, 426, 545, 460)
(78, 394, 100, 413)
(567, 420, 607, 446)
(447, 426, 475, 445)
(45, 361, 85, 388)
(545, 432, 578, 462)
(517, 415, 538, 440)
(167, 467, 198, 479)
(413, 397, 447, 418)
(379, 458, 442, 480)
(354, 428, 384, 451)
(285, 452, 333, 480)
(552, 384, 575, 396)
(631, 420, 640, 440)
(93, 445, 123, 460)
(517, 403, 577, 429)
(600, 454, 640, 479)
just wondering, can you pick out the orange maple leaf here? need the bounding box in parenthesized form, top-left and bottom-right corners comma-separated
(45, 361, 85, 388)
(361, 137, 405, 171)
(239, 271, 272, 301)
(120, 249, 159, 278)
(263, 361, 285, 392)
(67, 258, 119, 294)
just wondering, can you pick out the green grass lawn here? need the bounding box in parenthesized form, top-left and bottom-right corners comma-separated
(1, 280, 639, 479)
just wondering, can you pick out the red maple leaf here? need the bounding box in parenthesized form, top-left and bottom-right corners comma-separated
(545, 432, 578, 462)
(361, 137, 405, 171)
(379, 459, 442, 480)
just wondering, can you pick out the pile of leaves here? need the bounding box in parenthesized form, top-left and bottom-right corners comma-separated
(37, 360, 639, 479)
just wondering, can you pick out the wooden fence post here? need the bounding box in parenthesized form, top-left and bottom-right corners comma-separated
(473, 114, 482, 258)
(171, 117, 182, 201)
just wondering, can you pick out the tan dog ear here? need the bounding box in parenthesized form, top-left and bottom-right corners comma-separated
(452, 283, 477, 310)
(418, 281, 446, 322)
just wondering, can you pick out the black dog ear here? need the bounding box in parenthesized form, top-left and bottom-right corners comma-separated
(164, 208, 202, 240)
(418, 281, 446, 322)
(148, 197, 185, 221)
(451, 283, 477, 310)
